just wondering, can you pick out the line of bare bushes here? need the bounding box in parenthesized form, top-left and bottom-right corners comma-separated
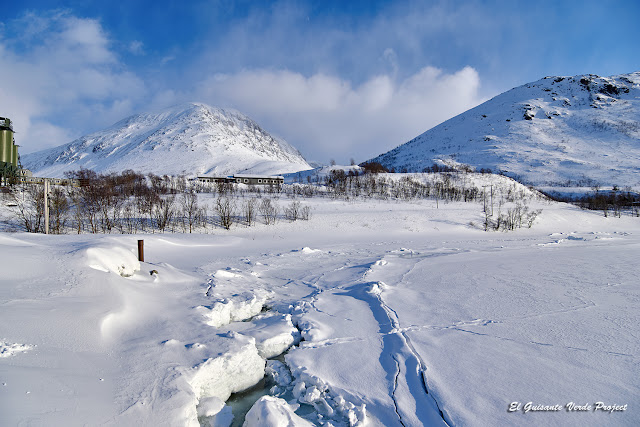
(1, 164, 553, 234)
(2, 169, 310, 234)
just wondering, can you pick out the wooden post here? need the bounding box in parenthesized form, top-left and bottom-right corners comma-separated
(44, 179, 49, 235)
(137, 239, 144, 262)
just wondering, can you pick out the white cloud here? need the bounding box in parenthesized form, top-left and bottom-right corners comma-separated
(0, 11, 145, 154)
(1, 8, 486, 166)
(128, 40, 144, 55)
(196, 66, 483, 163)
(57, 16, 115, 64)
(160, 55, 175, 65)
(382, 48, 399, 78)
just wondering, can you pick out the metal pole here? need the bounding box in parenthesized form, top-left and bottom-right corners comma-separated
(490, 184, 494, 216)
(137, 239, 144, 262)
(482, 185, 487, 214)
(44, 179, 49, 235)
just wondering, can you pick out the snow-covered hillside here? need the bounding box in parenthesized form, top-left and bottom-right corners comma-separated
(367, 72, 640, 188)
(22, 103, 312, 178)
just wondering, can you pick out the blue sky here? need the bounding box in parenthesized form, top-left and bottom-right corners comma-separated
(2, 0, 639, 163)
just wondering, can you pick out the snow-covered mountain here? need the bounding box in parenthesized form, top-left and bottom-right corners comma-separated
(23, 103, 312, 177)
(367, 72, 640, 187)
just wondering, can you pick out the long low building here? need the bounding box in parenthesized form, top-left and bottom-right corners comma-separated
(196, 175, 284, 186)
(17, 176, 79, 186)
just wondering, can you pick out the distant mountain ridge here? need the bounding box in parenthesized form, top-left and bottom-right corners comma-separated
(23, 103, 312, 177)
(367, 72, 640, 187)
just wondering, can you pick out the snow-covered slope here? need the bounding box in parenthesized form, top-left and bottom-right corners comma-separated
(23, 103, 312, 177)
(367, 72, 640, 187)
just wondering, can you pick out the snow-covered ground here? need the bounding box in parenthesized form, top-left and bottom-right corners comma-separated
(1, 191, 638, 426)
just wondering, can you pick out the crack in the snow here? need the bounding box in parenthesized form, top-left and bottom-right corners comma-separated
(335, 281, 450, 426)
(254, 255, 452, 425)
(391, 354, 407, 427)
(365, 254, 453, 425)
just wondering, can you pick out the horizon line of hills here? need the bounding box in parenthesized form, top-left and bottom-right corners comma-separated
(20, 70, 640, 188)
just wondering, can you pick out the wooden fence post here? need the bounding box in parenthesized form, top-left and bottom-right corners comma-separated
(44, 179, 49, 235)
(137, 239, 144, 262)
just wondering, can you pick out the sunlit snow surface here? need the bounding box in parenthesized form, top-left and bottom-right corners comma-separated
(0, 194, 638, 426)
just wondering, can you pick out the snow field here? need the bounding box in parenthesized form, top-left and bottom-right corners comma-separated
(363, 238, 640, 426)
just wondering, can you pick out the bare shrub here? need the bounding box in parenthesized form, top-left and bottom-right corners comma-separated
(49, 187, 70, 234)
(300, 205, 311, 220)
(259, 198, 279, 225)
(284, 200, 311, 221)
(284, 200, 301, 221)
(199, 205, 210, 229)
(491, 201, 542, 231)
(9, 184, 44, 233)
(216, 196, 236, 230)
(120, 200, 137, 234)
(242, 198, 258, 226)
(180, 191, 199, 233)
(153, 195, 176, 232)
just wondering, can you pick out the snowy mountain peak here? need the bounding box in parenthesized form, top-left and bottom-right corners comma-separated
(367, 71, 640, 187)
(23, 102, 311, 177)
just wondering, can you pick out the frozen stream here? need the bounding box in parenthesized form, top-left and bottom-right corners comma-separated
(208, 254, 450, 426)
(201, 248, 469, 425)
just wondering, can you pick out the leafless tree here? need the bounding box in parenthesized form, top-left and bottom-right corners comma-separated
(284, 200, 310, 221)
(199, 205, 210, 229)
(49, 187, 70, 234)
(136, 186, 160, 232)
(284, 200, 301, 221)
(9, 184, 44, 233)
(179, 191, 199, 233)
(153, 195, 176, 232)
(242, 198, 258, 226)
(216, 196, 236, 230)
(300, 205, 311, 220)
(259, 198, 279, 225)
(120, 199, 138, 234)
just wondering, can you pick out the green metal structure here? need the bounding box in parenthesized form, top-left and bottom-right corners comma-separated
(1, 117, 20, 183)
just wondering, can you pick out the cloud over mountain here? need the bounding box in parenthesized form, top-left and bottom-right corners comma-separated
(194, 66, 483, 163)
